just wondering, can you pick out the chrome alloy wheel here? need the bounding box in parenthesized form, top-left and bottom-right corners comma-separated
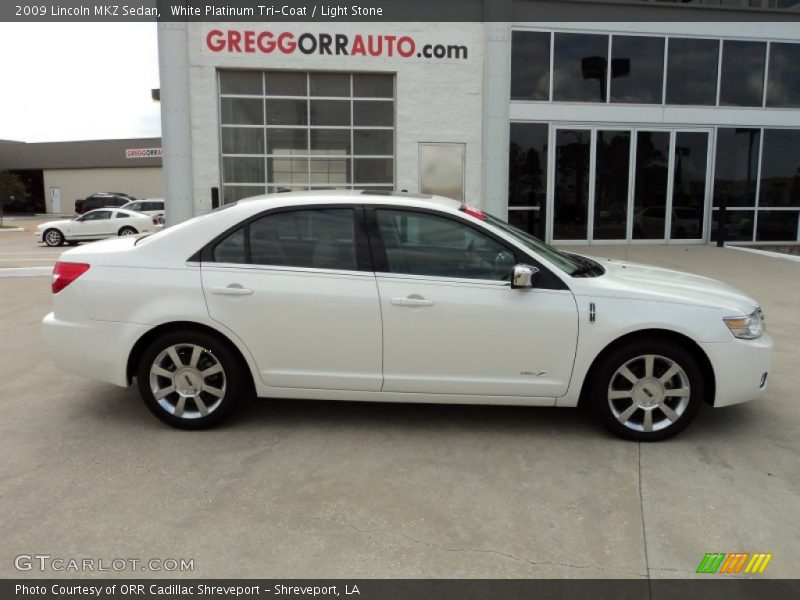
(148, 344, 226, 419)
(607, 354, 691, 433)
(45, 230, 62, 246)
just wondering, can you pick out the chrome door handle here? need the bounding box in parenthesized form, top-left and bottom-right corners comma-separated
(391, 296, 434, 307)
(211, 285, 253, 296)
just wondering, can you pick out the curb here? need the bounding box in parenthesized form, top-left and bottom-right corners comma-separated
(0, 227, 25, 233)
(0, 267, 52, 277)
(727, 245, 800, 264)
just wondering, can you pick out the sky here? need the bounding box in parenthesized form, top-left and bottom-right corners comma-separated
(0, 23, 161, 142)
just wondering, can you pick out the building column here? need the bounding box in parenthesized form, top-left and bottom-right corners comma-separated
(482, 2, 512, 219)
(157, 23, 194, 226)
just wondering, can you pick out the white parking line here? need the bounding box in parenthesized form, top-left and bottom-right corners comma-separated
(0, 267, 52, 277)
(727, 246, 800, 264)
(0, 258, 58, 262)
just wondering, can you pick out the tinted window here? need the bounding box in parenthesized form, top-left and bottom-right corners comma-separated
(553, 33, 609, 102)
(632, 131, 670, 239)
(509, 123, 548, 208)
(510, 31, 551, 101)
(82, 210, 112, 221)
(376, 210, 515, 281)
(250, 209, 357, 270)
(610, 36, 664, 104)
(759, 129, 800, 207)
(213, 227, 246, 263)
(719, 41, 766, 107)
(713, 128, 760, 207)
(671, 132, 708, 240)
(353, 74, 393, 98)
(767, 43, 800, 108)
(219, 71, 262, 95)
(756, 210, 799, 242)
(594, 130, 631, 240)
(553, 129, 591, 240)
(711, 210, 754, 243)
(666, 38, 719, 105)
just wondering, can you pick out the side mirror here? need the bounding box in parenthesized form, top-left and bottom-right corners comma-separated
(511, 264, 539, 289)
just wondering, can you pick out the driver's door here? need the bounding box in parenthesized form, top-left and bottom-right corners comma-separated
(73, 210, 113, 238)
(370, 207, 579, 399)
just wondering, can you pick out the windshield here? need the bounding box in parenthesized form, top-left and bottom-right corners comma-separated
(480, 211, 583, 274)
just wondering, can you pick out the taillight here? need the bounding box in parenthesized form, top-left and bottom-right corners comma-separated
(52, 262, 90, 294)
(152, 216, 159, 225)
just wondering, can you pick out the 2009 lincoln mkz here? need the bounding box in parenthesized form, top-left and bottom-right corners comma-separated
(42, 191, 772, 441)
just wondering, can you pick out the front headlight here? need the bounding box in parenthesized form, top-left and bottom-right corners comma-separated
(723, 308, 765, 340)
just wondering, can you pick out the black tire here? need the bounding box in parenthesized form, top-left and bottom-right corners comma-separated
(66, 241, 79, 246)
(118, 226, 138, 236)
(43, 228, 64, 247)
(136, 330, 247, 430)
(590, 339, 704, 442)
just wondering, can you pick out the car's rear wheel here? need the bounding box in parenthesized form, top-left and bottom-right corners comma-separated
(591, 339, 703, 441)
(118, 226, 138, 236)
(44, 229, 64, 247)
(136, 331, 246, 429)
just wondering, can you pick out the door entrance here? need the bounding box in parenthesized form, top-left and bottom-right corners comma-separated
(549, 127, 711, 244)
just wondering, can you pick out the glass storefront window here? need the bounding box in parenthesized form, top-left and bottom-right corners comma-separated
(713, 128, 760, 207)
(666, 38, 719, 105)
(508, 123, 548, 208)
(632, 131, 671, 240)
(767, 43, 800, 108)
(719, 41, 766, 107)
(553, 33, 610, 103)
(671, 132, 708, 239)
(756, 211, 800, 241)
(593, 130, 631, 240)
(711, 210, 755, 243)
(759, 129, 800, 207)
(610, 36, 665, 104)
(511, 31, 551, 101)
(553, 129, 591, 239)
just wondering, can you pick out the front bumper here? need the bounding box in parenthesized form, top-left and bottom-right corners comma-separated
(701, 334, 773, 407)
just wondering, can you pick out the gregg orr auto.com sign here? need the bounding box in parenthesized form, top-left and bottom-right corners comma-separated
(205, 29, 470, 61)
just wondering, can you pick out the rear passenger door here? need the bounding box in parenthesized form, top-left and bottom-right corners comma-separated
(201, 206, 383, 392)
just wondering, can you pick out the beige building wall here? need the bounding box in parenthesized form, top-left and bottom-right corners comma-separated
(43, 167, 163, 213)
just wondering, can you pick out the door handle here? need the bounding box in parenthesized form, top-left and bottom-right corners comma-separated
(391, 296, 434, 307)
(211, 284, 253, 296)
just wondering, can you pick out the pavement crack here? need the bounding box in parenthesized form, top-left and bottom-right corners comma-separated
(310, 516, 645, 578)
(639, 442, 653, 596)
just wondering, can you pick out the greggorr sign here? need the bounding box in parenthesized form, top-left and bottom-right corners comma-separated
(126, 148, 162, 159)
(204, 29, 470, 61)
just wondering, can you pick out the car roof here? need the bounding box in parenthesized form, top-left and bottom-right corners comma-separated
(235, 189, 461, 211)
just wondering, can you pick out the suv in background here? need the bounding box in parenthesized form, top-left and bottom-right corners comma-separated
(74, 193, 135, 215)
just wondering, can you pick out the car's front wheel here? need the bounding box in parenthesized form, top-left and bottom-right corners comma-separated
(136, 330, 247, 429)
(591, 339, 704, 441)
(43, 229, 64, 247)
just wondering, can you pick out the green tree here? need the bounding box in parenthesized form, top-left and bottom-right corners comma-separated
(0, 171, 27, 225)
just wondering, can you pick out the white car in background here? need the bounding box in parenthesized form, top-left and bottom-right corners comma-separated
(36, 208, 162, 247)
(41, 191, 772, 441)
(121, 198, 165, 218)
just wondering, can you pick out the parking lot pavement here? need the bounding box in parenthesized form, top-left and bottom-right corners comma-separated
(0, 217, 63, 270)
(0, 245, 798, 579)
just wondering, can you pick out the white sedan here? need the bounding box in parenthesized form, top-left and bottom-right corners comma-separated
(36, 208, 162, 247)
(41, 191, 772, 441)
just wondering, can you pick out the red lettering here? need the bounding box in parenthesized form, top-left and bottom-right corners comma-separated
(228, 30, 242, 53)
(352, 34, 366, 56)
(367, 35, 382, 57)
(257, 31, 275, 53)
(384, 35, 396, 57)
(243, 30, 255, 53)
(206, 29, 225, 52)
(277, 32, 296, 54)
(397, 36, 415, 58)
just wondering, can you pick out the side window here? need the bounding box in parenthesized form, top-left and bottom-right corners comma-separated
(126, 202, 142, 212)
(115, 212, 127, 219)
(375, 209, 516, 280)
(249, 209, 357, 270)
(83, 210, 112, 221)
(212, 227, 246, 263)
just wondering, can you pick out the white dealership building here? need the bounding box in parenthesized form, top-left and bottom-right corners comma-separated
(158, 0, 800, 245)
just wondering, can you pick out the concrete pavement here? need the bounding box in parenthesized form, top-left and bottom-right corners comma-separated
(0, 244, 798, 579)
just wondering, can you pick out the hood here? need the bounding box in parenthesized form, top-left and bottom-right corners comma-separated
(576, 256, 759, 315)
(37, 219, 73, 230)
